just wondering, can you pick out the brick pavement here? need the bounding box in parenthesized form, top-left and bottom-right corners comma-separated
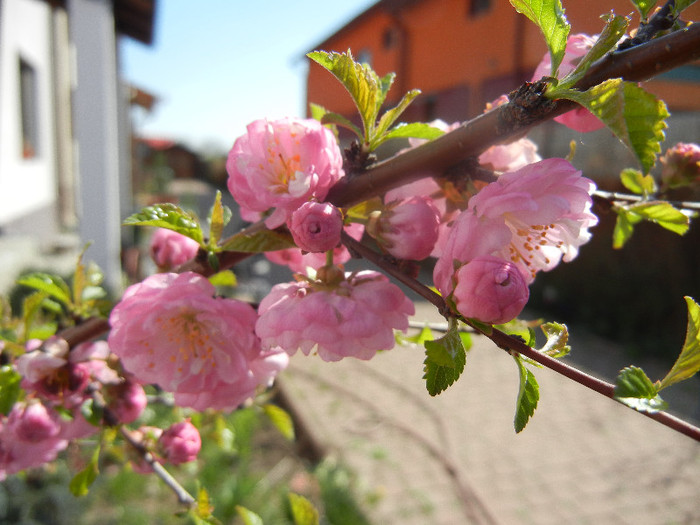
(279, 303, 700, 524)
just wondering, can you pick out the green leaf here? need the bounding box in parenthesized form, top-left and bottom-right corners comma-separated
(80, 398, 103, 427)
(195, 487, 215, 521)
(307, 50, 393, 142)
(371, 89, 422, 148)
(69, 445, 100, 497)
(630, 0, 657, 19)
(628, 201, 689, 235)
(612, 206, 640, 248)
(557, 13, 629, 90)
(0, 365, 22, 416)
(619, 168, 657, 195)
(422, 324, 467, 396)
(235, 506, 264, 525)
(377, 122, 446, 146)
(16, 273, 72, 307)
(320, 111, 363, 139)
(220, 229, 296, 253)
(657, 297, 700, 390)
(496, 319, 537, 347)
(208, 191, 230, 248)
(288, 493, 320, 525)
(263, 403, 295, 441)
(672, 0, 697, 16)
(509, 0, 570, 77)
(123, 203, 204, 244)
(540, 322, 571, 358)
(614, 365, 668, 412)
(513, 354, 540, 433)
(397, 325, 434, 346)
(208, 270, 237, 287)
(556, 79, 668, 173)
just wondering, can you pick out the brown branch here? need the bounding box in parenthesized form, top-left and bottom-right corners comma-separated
(342, 232, 700, 442)
(326, 23, 700, 208)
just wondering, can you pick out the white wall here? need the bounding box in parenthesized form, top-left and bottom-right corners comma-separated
(0, 0, 57, 227)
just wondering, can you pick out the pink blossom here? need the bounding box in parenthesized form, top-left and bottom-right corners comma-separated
(434, 158, 597, 296)
(149, 228, 200, 270)
(158, 420, 201, 464)
(369, 196, 440, 260)
(226, 117, 344, 228)
(256, 271, 414, 361)
(532, 34, 604, 133)
(108, 272, 288, 411)
(266, 222, 364, 274)
(660, 142, 700, 189)
(478, 138, 541, 172)
(290, 202, 343, 252)
(0, 402, 68, 479)
(452, 256, 530, 324)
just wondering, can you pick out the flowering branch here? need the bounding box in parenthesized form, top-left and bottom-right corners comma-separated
(326, 23, 700, 208)
(341, 231, 700, 442)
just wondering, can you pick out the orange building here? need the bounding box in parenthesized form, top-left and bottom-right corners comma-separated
(305, 0, 700, 123)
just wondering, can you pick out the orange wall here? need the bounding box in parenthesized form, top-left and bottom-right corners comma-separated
(306, 0, 700, 120)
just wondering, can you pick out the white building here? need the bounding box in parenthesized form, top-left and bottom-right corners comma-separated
(0, 0, 155, 292)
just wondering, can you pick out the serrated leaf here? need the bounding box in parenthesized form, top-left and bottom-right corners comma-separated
(657, 297, 700, 390)
(320, 111, 363, 139)
(401, 324, 434, 345)
(69, 445, 100, 497)
(208, 191, 230, 248)
(619, 168, 657, 195)
(614, 365, 668, 412)
(627, 201, 689, 235)
(557, 79, 668, 173)
(378, 122, 446, 146)
(630, 0, 657, 19)
(371, 89, 422, 148)
(496, 319, 537, 347)
(510, 0, 570, 77)
(123, 203, 204, 244)
(16, 273, 72, 307)
(540, 322, 571, 358)
(263, 403, 295, 441)
(557, 13, 629, 90)
(289, 493, 320, 525)
(423, 325, 467, 396)
(196, 487, 215, 520)
(307, 50, 392, 142)
(235, 506, 263, 525)
(0, 365, 22, 415)
(612, 206, 640, 248)
(513, 354, 540, 433)
(220, 229, 295, 253)
(208, 270, 237, 287)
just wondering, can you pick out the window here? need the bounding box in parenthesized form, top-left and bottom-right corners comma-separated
(19, 57, 40, 159)
(469, 0, 491, 17)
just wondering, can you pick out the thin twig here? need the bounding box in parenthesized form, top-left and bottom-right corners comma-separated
(594, 190, 700, 212)
(119, 426, 196, 507)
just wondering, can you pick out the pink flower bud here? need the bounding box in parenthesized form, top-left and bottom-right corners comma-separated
(452, 256, 529, 324)
(106, 381, 148, 424)
(8, 401, 61, 443)
(158, 420, 201, 465)
(660, 142, 700, 189)
(289, 202, 343, 253)
(149, 228, 200, 270)
(369, 197, 440, 260)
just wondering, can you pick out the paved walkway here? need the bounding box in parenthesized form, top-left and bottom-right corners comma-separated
(280, 303, 700, 524)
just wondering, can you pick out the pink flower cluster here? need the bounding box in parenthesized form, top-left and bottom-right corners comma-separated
(226, 117, 344, 228)
(108, 272, 288, 411)
(660, 142, 700, 190)
(0, 338, 146, 479)
(434, 158, 597, 323)
(256, 271, 414, 361)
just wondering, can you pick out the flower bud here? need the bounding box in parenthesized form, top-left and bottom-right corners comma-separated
(158, 420, 201, 465)
(452, 256, 529, 324)
(289, 202, 343, 253)
(660, 142, 700, 190)
(9, 401, 61, 443)
(368, 197, 440, 260)
(105, 380, 147, 424)
(149, 228, 200, 270)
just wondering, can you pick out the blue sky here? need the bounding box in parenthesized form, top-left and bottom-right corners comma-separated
(121, 1, 377, 152)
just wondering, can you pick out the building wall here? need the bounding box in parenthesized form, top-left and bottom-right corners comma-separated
(0, 0, 58, 233)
